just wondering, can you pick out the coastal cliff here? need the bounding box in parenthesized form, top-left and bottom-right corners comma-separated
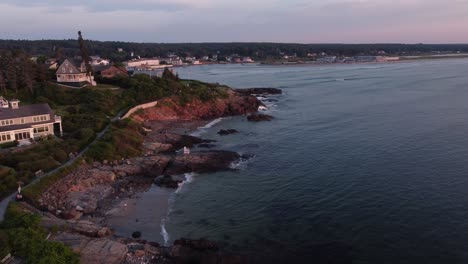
(131, 89, 262, 122)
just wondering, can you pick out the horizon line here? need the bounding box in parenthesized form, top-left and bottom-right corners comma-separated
(1, 38, 468, 46)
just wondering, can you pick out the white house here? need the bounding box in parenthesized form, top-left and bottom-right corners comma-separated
(56, 59, 96, 87)
(0, 97, 62, 144)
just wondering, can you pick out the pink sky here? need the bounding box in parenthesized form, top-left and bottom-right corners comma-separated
(0, 0, 467, 43)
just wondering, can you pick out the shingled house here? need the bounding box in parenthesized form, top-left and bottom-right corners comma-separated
(56, 59, 96, 87)
(93, 65, 129, 79)
(0, 97, 62, 144)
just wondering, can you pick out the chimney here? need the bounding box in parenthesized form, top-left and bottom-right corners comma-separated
(9, 99, 19, 109)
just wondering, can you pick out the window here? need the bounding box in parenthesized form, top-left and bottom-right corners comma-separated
(21, 118, 25, 124)
(33, 126, 49, 134)
(15, 132, 30, 141)
(1, 120, 13, 126)
(0, 134, 11, 142)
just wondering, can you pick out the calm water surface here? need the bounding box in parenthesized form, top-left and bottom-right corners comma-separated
(143, 60, 468, 263)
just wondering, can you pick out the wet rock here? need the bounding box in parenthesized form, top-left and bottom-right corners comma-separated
(80, 238, 128, 264)
(234, 88, 282, 95)
(217, 129, 239, 136)
(198, 143, 217, 149)
(247, 114, 274, 122)
(144, 133, 208, 153)
(154, 175, 182, 188)
(164, 150, 240, 175)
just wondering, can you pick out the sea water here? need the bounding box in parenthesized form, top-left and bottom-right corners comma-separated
(140, 59, 468, 263)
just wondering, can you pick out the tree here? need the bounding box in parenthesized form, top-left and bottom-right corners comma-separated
(78, 31, 93, 77)
(162, 67, 179, 81)
(0, 71, 6, 93)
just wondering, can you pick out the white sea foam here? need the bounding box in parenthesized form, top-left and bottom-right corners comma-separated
(258, 105, 268, 111)
(175, 173, 195, 194)
(201, 118, 224, 129)
(190, 118, 224, 137)
(160, 218, 170, 246)
(160, 173, 196, 245)
(230, 154, 255, 169)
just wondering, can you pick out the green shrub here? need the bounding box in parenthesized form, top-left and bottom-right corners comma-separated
(51, 149, 68, 163)
(0, 141, 19, 149)
(1, 203, 80, 264)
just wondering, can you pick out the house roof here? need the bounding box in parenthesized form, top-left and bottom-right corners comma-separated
(93, 65, 128, 76)
(0, 104, 53, 120)
(92, 65, 112, 73)
(56, 59, 86, 74)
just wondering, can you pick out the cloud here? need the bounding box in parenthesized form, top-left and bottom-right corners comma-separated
(0, 0, 216, 12)
(0, 0, 467, 43)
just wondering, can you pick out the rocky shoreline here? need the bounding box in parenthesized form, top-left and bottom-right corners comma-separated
(31, 87, 281, 263)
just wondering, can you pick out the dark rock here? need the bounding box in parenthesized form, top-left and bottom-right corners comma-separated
(234, 88, 282, 95)
(145, 133, 208, 153)
(247, 114, 274, 122)
(154, 174, 182, 188)
(217, 129, 239, 136)
(173, 238, 219, 251)
(198, 143, 217, 149)
(164, 150, 240, 175)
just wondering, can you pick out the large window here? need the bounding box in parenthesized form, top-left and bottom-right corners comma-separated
(0, 133, 11, 142)
(33, 126, 49, 133)
(15, 131, 30, 141)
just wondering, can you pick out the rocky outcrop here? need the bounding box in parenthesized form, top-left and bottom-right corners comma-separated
(38, 156, 171, 216)
(234, 88, 282, 95)
(247, 114, 274, 122)
(217, 129, 239, 136)
(144, 133, 214, 153)
(41, 217, 112, 238)
(197, 143, 216, 149)
(131, 90, 262, 122)
(164, 151, 240, 176)
(54, 232, 128, 264)
(154, 174, 183, 188)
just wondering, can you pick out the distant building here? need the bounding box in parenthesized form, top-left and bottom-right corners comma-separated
(355, 56, 377, 62)
(90, 56, 110, 66)
(56, 59, 96, 87)
(46, 59, 59, 70)
(0, 97, 62, 144)
(317, 56, 337, 63)
(94, 65, 129, 79)
(117, 48, 124, 53)
(124, 58, 160, 68)
(242, 57, 255, 63)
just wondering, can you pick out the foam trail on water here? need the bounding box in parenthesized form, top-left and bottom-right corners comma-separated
(160, 173, 196, 245)
(190, 118, 224, 137)
(176, 173, 195, 194)
(160, 218, 170, 246)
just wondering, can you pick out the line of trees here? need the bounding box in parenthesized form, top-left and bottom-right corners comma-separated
(2, 40, 468, 63)
(0, 50, 50, 96)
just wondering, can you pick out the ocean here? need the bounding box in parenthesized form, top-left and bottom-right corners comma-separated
(128, 59, 468, 263)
